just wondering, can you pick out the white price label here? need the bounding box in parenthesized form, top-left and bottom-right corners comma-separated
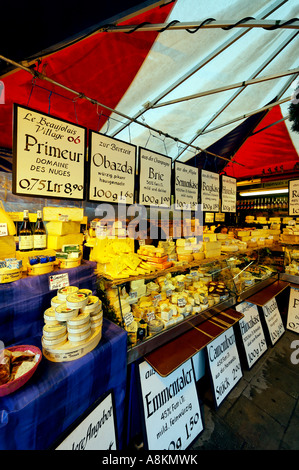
(49, 273, 69, 291)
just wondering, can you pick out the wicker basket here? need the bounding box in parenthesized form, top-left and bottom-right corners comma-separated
(0, 345, 42, 397)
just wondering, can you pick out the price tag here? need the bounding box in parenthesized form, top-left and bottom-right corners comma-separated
(166, 289, 172, 298)
(49, 273, 69, 291)
(138, 359, 203, 450)
(207, 327, 242, 407)
(178, 297, 187, 307)
(146, 310, 156, 322)
(123, 311, 134, 327)
(236, 302, 267, 368)
(287, 287, 299, 333)
(0, 223, 8, 237)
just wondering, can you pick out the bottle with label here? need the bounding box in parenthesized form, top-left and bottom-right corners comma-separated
(19, 210, 33, 252)
(34, 210, 47, 250)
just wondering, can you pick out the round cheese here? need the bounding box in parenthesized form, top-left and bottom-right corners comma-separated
(66, 292, 89, 309)
(57, 285, 79, 300)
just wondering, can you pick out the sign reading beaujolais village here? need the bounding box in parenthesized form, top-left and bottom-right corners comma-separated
(139, 359, 203, 450)
(206, 326, 242, 407)
(289, 179, 299, 216)
(236, 301, 267, 368)
(221, 175, 237, 213)
(174, 161, 199, 210)
(13, 104, 86, 200)
(88, 131, 136, 204)
(138, 148, 172, 207)
(201, 170, 220, 212)
(262, 297, 285, 345)
(287, 286, 299, 333)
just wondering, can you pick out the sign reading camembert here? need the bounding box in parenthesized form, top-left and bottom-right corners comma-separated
(13, 104, 86, 200)
(88, 131, 136, 204)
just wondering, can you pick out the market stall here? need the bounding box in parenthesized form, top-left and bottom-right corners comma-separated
(0, 0, 299, 452)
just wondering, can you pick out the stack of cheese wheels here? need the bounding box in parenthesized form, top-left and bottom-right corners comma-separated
(42, 286, 103, 361)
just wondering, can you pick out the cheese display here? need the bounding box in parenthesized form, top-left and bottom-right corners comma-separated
(43, 207, 84, 222)
(284, 246, 299, 276)
(42, 286, 102, 362)
(102, 262, 234, 347)
(0, 257, 22, 283)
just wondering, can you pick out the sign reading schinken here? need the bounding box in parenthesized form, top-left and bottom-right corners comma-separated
(221, 175, 237, 213)
(174, 162, 198, 210)
(139, 359, 203, 450)
(138, 148, 172, 207)
(88, 131, 136, 204)
(201, 170, 220, 212)
(12, 104, 86, 200)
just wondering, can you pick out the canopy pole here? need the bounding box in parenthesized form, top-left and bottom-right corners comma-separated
(110, 0, 289, 139)
(0, 54, 232, 164)
(154, 67, 299, 108)
(102, 19, 299, 33)
(174, 30, 298, 160)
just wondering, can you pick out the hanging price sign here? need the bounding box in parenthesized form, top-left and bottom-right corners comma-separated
(13, 104, 86, 200)
(262, 297, 285, 345)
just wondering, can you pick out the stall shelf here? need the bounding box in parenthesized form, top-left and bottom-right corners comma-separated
(280, 243, 299, 285)
(0, 261, 128, 450)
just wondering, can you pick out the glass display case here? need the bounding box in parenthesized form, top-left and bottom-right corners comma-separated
(225, 247, 279, 301)
(281, 244, 299, 283)
(97, 246, 281, 363)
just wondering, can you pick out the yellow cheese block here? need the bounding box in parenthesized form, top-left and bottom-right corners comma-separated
(46, 221, 81, 236)
(205, 249, 221, 259)
(0, 235, 16, 260)
(0, 207, 16, 235)
(203, 241, 221, 250)
(47, 233, 84, 250)
(43, 207, 84, 221)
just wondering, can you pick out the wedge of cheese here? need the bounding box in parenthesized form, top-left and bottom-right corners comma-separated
(46, 221, 81, 236)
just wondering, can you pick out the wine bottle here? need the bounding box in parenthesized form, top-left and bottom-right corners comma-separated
(34, 210, 47, 250)
(19, 209, 33, 252)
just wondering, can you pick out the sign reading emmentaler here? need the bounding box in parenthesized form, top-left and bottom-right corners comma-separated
(201, 170, 220, 212)
(138, 148, 172, 207)
(221, 175, 237, 213)
(88, 131, 136, 204)
(174, 162, 198, 210)
(139, 360, 203, 450)
(12, 104, 86, 200)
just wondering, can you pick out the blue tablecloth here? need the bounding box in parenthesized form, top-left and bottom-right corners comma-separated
(0, 261, 98, 346)
(0, 319, 128, 450)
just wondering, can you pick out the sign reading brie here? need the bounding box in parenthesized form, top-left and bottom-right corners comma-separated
(221, 175, 237, 213)
(236, 302, 267, 368)
(138, 148, 172, 207)
(287, 286, 299, 333)
(174, 162, 198, 210)
(88, 131, 136, 204)
(12, 104, 86, 200)
(139, 359, 203, 450)
(201, 170, 219, 212)
(289, 179, 299, 216)
(262, 297, 285, 345)
(207, 327, 242, 407)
